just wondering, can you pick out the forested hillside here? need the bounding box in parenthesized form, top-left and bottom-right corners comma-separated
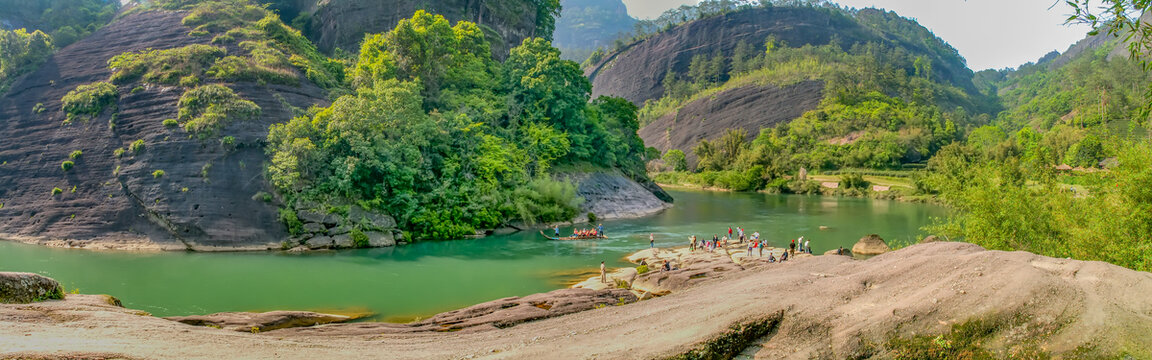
(553, 0, 636, 62)
(586, 1, 993, 191)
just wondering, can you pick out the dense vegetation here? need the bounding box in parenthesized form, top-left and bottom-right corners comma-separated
(913, 36, 1152, 272)
(177, 84, 260, 139)
(0, 29, 55, 95)
(268, 11, 650, 240)
(0, 0, 119, 47)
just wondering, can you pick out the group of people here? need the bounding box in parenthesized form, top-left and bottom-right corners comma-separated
(559, 224, 604, 238)
(789, 236, 812, 254)
(682, 226, 811, 263)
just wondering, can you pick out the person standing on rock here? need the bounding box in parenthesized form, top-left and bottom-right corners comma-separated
(803, 238, 810, 254)
(789, 239, 796, 255)
(649, 233, 655, 249)
(728, 227, 733, 239)
(600, 261, 606, 283)
(758, 240, 764, 257)
(597, 223, 604, 237)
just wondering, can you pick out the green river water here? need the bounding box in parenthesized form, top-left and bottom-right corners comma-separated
(0, 190, 946, 320)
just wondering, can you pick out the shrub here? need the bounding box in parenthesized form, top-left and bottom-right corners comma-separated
(129, 139, 146, 154)
(32, 103, 46, 114)
(131, 86, 145, 94)
(61, 161, 74, 171)
(178, 85, 260, 139)
(636, 265, 649, 274)
(152, 170, 165, 178)
(61, 82, 118, 122)
(839, 173, 870, 190)
(278, 208, 303, 235)
(52, 187, 63, 196)
(113, 148, 126, 157)
(163, 119, 179, 128)
(220, 135, 236, 150)
(69, 150, 83, 159)
(350, 228, 370, 248)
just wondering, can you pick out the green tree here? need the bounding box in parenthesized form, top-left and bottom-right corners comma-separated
(663, 149, 687, 171)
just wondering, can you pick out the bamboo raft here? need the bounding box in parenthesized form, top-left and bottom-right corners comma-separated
(540, 230, 607, 241)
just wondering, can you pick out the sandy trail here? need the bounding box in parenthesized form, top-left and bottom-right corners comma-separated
(3, 242, 1152, 359)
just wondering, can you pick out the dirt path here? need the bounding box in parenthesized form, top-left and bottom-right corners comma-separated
(3, 242, 1151, 359)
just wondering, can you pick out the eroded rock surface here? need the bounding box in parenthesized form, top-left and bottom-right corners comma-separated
(165, 311, 359, 332)
(569, 171, 672, 221)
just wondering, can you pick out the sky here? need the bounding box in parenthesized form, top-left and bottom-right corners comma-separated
(619, 0, 1097, 71)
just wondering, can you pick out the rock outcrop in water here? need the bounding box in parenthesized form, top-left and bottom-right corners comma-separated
(165, 311, 361, 332)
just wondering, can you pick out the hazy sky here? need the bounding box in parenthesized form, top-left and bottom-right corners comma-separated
(620, 0, 1096, 70)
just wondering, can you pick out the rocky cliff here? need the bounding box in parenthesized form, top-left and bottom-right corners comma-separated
(0, 10, 331, 251)
(586, 7, 976, 106)
(638, 81, 824, 168)
(277, 0, 545, 59)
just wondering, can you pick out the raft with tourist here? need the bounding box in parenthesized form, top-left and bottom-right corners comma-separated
(541, 225, 608, 241)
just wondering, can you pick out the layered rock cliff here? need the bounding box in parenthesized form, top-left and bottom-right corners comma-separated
(0, 11, 331, 250)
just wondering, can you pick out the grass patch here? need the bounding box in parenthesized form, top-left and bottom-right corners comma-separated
(61, 161, 74, 171)
(52, 187, 63, 196)
(163, 118, 179, 128)
(69, 150, 83, 159)
(108, 44, 225, 85)
(61, 82, 118, 123)
(178, 84, 260, 139)
(152, 170, 165, 179)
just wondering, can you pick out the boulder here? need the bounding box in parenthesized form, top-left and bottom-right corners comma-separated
(328, 224, 352, 236)
(165, 311, 361, 332)
(297, 210, 326, 224)
(302, 222, 326, 234)
(305, 236, 334, 250)
(852, 234, 890, 255)
(1, 272, 65, 304)
(332, 234, 353, 248)
(349, 207, 396, 230)
(919, 235, 942, 244)
(366, 231, 396, 247)
(417, 288, 637, 331)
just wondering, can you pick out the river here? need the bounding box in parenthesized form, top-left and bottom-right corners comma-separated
(0, 190, 946, 320)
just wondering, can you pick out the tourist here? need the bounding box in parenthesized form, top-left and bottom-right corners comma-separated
(780, 250, 789, 262)
(649, 233, 655, 248)
(803, 238, 810, 254)
(789, 239, 796, 255)
(768, 252, 776, 263)
(746, 241, 753, 257)
(689, 235, 696, 251)
(837, 246, 845, 255)
(758, 240, 764, 257)
(663, 260, 671, 271)
(554, 226, 560, 237)
(598, 223, 604, 236)
(728, 227, 733, 239)
(600, 261, 606, 283)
